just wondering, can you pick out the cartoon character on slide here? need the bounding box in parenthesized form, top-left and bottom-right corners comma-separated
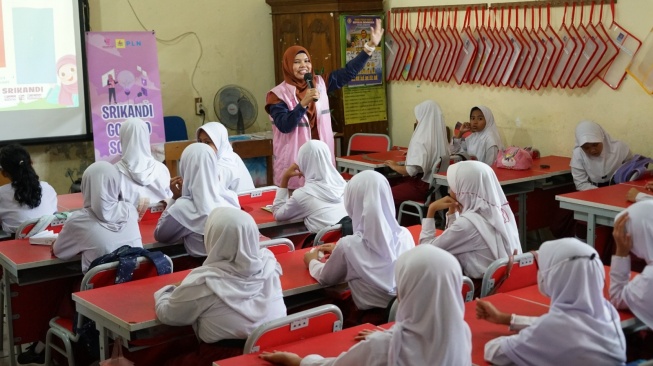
(107, 74, 118, 104)
(47, 55, 79, 107)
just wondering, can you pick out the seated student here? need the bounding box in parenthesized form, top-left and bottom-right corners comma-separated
(304, 170, 414, 323)
(384, 100, 450, 211)
(53, 161, 142, 273)
(420, 161, 521, 282)
(154, 143, 239, 258)
(260, 245, 472, 366)
(450, 106, 502, 165)
(571, 120, 632, 191)
(196, 121, 255, 193)
(272, 140, 347, 233)
(115, 117, 172, 206)
(626, 182, 653, 202)
(0, 144, 57, 234)
(476, 238, 626, 366)
(154, 207, 286, 365)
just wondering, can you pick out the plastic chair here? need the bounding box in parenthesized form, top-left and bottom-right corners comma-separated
(139, 202, 165, 222)
(259, 238, 295, 255)
(346, 133, 391, 155)
(44, 255, 173, 366)
(16, 214, 69, 239)
(164, 140, 193, 177)
(313, 224, 342, 246)
(480, 252, 538, 297)
(163, 116, 188, 142)
(243, 304, 343, 354)
(396, 155, 449, 225)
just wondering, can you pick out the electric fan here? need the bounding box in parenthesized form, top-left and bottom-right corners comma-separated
(213, 85, 258, 134)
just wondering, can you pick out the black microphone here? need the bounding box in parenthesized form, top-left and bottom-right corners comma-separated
(303, 73, 318, 102)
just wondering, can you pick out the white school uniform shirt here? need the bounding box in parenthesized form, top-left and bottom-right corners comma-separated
(635, 192, 653, 201)
(420, 161, 521, 278)
(272, 140, 347, 233)
(484, 238, 626, 366)
(610, 201, 653, 329)
(308, 171, 414, 310)
(154, 207, 286, 343)
(53, 162, 142, 273)
(115, 118, 172, 205)
(197, 122, 255, 193)
(451, 106, 502, 165)
(0, 182, 57, 233)
(155, 143, 240, 257)
(301, 245, 471, 366)
(405, 100, 450, 183)
(570, 120, 632, 191)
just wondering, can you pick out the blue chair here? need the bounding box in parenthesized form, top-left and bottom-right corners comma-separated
(163, 116, 188, 142)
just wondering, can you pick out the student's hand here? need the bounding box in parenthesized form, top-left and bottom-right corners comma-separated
(281, 164, 302, 188)
(384, 160, 400, 171)
(613, 213, 632, 257)
(300, 89, 320, 108)
(354, 328, 382, 341)
(476, 300, 511, 325)
(303, 249, 320, 267)
(170, 176, 183, 199)
(626, 188, 640, 203)
(427, 196, 461, 217)
(259, 351, 302, 366)
(369, 19, 384, 47)
(319, 243, 336, 254)
(459, 122, 471, 137)
(645, 181, 653, 192)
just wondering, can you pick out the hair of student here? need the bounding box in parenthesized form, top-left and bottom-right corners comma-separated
(470, 106, 482, 118)
(0, 144, 42, 209)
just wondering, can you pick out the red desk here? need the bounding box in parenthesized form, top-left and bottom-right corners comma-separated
(335, 149, 407, 174)
(238, 187, 308, 238)
(405, 224, 442, 244)
(56, 192, 83, 212)
(276, 248, 321, 296)
(214, 324, 375, 366)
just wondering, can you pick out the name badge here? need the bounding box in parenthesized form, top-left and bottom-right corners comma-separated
(320, 109, 330, 115)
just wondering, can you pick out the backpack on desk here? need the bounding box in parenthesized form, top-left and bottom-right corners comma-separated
(612, 155, 653, 184)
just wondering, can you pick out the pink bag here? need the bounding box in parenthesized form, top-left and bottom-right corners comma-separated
(496, 147, 534, 170)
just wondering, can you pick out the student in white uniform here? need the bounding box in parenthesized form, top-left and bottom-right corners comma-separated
(420, 160, 521, 281)
(154, 143, 239, 258)
(385, 100, 450, 211)
(272, 140, 347, 233)
(571, 120, 632, 191)
(154, 207, 286, 365)
(53, 161, 142, 273)
(0, 144, 57, 233)
(451, 106, 503, 165)
(476, 238, 626, 366)
(115, 117, 172, 206)
(304, 170, 414, 323)
(626, 182, 653, 202)
(260, 245, 472, 366)
(196, 122, 255, 193)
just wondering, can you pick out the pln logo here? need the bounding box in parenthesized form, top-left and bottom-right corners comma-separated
(116, 39, 142, 48)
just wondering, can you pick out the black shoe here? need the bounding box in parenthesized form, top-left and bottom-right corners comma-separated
(17, 342, 45, 364)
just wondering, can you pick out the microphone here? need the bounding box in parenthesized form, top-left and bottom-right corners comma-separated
(303, 73, 318, 102)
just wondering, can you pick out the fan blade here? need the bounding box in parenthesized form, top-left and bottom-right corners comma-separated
(220, 106, 239, 129)
(238, 99, 256, 122)
(219, 88, 240, 106)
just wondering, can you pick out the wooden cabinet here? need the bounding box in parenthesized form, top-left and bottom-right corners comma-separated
(266, 0, 388, 153)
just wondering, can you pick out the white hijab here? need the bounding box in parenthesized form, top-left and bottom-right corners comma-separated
(571, 120, 631, 184)
(165, 207, 283, 321)
(339, 170, 414, 294)
(295, 140, 346, 203)
(168, 143, 240, 234)
(197, 122, 254, 191)
(464, 106, 503, 164)
(447, 161, 522, 259)
(406, 100, 450, 183)
(115, 117, 159, 186)
(389, 245, 472, 366)
(615, 200, 653, 328)
(502, 238, 626, 366)
(81, 161, 132, 232)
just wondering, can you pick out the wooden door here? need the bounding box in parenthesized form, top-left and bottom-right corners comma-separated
(272, 14, 302, 84)
(301, 13, 337, 77)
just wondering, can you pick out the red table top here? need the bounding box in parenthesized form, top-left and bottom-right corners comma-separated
(530, 155, 571, 174)
(214, 324, 376, 366)
(556, 184, 634, 211)
(275, 248, 320, 296)
(57, 193, 83, 212)
(336, 149, 407, 166)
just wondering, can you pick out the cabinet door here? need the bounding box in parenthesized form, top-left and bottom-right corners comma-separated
(272, 14, 302, 84)
(301, 13, 337, 77)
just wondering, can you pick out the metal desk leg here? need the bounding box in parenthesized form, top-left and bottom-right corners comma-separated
(586, 214, 596, 247)
(517, 192, 528, 250)
(4, 269, 16, 366)
(97, 325, 109, 361)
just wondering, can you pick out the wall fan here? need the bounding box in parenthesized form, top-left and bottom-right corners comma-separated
(214, 85, 258, 134)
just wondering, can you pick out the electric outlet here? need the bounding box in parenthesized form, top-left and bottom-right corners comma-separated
(195, 97, 204, 115)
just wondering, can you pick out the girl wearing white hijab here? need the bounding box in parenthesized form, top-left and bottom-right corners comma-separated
(611, 200, 653, 330)
(451, 106, 503, 165)
(385, 100, 450, 210)
(155, 207, 286, 365)
(420, 161, 522, 280)
(260, 245, 472, 366)
(477, 238, 626, 366)
(115, 117, 172, 206)
(197, 122, 255, 193)
(154, 143, 239, 257)
(54, 161, 142, 273)
(570, 120, 632, 191)
(304, 170, 414, 312)
(272, 140, 347, 233)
